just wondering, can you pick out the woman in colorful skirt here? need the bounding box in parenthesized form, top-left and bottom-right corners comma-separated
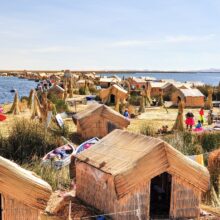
(185, 112, 195, 131)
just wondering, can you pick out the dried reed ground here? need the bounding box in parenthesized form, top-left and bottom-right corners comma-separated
(0, 102, 218, 137)
(1, 102, 220, 217)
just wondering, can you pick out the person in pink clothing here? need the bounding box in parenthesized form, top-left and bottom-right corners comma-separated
(185, 112, 195, 131)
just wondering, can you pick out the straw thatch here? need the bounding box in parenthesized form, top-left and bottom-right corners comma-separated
(72, 103, 130, 139)
(9, 91, 20, 115)
(203, 149, 220, 206)
(28, 89, 35, 109)
(48, 84, 65, 100)
(75, 130, 209, 219)
(121, 80, 131, 93)
(0, 156, 52, 219)
(158, 90, 164, 106)
(173, 99, 185, 131)
(205, 88, 213, 110)
(31, 93, 42, 119)
(138, 95, 145, 113)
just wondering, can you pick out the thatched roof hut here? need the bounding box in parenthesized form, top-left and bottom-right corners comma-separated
(128, 77, 147, 90)
(171, 88, 205, 107)
(72, 104, 130, 139)
(99, 84, 128, 104)
(48, 84, 65, 99)
(0, 156, 52, 220)
(75, 130, 209, 219)
(150, 82, 167, 97)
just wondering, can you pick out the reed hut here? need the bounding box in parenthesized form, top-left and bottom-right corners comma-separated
(171, 88, 205, 107)
(100, 84, 128, 105)
(48, 84, 65, 99)
(128, 77, 147, 90)
(150, 82, 167, 97)
(75, 129, 209, 220)
(0, 156, 52, 220)
(72, 104, 130, 139)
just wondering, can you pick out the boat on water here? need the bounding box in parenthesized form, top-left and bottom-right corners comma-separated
(10, 88, 16, 93)
(42, 137, 100, 170)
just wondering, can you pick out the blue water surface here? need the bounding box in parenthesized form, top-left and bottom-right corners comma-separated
(0, 77, 37, 104)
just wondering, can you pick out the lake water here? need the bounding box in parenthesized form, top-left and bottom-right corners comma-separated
(0, 77, 37, 104)
(101, 72, 220, 86)
(0, 72, 220, 104)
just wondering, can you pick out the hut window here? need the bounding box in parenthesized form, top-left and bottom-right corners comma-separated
(150, 172, 172, 219)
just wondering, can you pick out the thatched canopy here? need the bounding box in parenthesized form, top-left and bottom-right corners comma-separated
(99, 84, 128, 103)
(179, 88, 205, 97)
(76, 129, 209, 199)
(99, 77, 121, 84)
(0, 156, 52, 210)
(72, 103, 130, 129)
(48, 84, 65, 93)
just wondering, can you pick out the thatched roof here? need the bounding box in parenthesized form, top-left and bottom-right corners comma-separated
(0, 156, 52, 210)
(129, 77, 146, 83)
(179, 88, 205, 97)
(72, 104, 130, 128)
(76, 129, 209, 198)
(161, 82, 192, 90)
(150, 81, 167, 88)
(99, 77, 120, 83)
(48, 84, 65, 93)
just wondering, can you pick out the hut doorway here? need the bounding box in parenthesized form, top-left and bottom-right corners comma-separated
(107, 122, 117, 133)
(150, 172, 172, 219)
(110, 94, 115, 104)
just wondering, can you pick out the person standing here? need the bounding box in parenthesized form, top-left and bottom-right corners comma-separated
(199, 107, 205, 124)
(185, 112, 195, 131)
(123, 109, 130, 118)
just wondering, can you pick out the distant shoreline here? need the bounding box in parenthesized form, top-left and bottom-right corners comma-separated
(0, 70, 220, 74)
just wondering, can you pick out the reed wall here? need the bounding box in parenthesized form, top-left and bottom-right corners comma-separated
(2, 194, 40, 220)
(170, 176, 201, 219)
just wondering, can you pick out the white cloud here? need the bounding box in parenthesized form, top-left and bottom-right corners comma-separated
(165, 34, 215, 43)
(30, 46, 71, 53)
(110, 34, 216, 47)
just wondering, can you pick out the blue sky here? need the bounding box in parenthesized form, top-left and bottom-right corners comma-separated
(0, 0, 220, 70)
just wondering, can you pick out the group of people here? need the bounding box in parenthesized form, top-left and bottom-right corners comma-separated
(36, 79, 52, 92)
(185, 107, 205, 131)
